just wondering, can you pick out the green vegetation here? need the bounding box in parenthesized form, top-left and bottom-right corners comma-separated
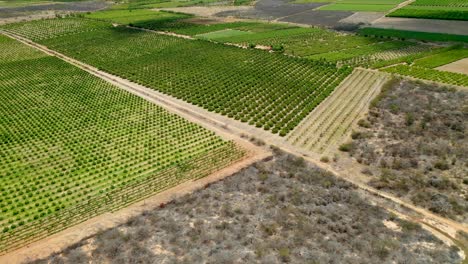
(83, 9, 287, 36)
(207, 27, 381, 57)
(196, 29, 254, 40)
(0, 17, 111, 41)
(307, 41, 434, 67)
(0, 35, 244, 254)
(370, 45, 460, 69)
(111, 0, 226, 10)
(83, 9, 192, 26)
(81, 10, 383, 57)
(412, 47, 468, 68)
(382, 64, 468, 86)
(318, 0, 404, 12)
(0, 0, 85, 8)
(359, 27, 468, 43)
(388, 0, 468, 21)
(3, 18, 352, 136)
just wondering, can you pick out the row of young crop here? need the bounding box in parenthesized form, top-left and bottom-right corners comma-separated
(382, 64, 468, 87)
(340, 44, 434, 67)
(2, 19, 355, 136)
(0, 35, 244, 244)
(412, 47, 468, 68)
(287, 70, 387, 154)
(388, 8, 468, 21)
(0, 143, 244, 254)
(1, 17, 110, 41)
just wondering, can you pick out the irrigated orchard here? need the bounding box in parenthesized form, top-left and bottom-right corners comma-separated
(0, 35, 244, 254)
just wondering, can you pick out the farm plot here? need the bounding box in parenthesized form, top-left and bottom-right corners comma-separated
(3, 18, 352, 136)
(82, 9, 384, 57)
(359, 27, 468, 43)
(0, 17, 110, 41)
(388, 0, 468, 21)
(308, 41, 434, 67)
(0, 35, 245, 254)
(83, 9, 294, 36)
(319, 0, 404, 12)
(208, 27, 381, 56)
(382, 64, 468, 87)
(83, 9, 192, 25)
(287, 69, 389, 155)
(412, 47, 468, 68)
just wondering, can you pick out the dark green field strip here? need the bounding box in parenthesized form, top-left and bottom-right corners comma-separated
(3, 18, 353, 136)
(388, 7, 468, 21)
(0, 34, 244, 252)
(359, 27, 468, 43)
(388, 0, 468, 20)
(382, 64, 468, 87)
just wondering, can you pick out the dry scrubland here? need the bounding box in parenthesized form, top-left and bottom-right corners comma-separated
(347, 79, 468, 222)
(29, 151, 461, 264)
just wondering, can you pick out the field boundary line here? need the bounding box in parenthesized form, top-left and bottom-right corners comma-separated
(2, 29, 466, 262)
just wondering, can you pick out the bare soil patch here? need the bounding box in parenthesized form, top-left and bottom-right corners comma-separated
(437, 58, 468, 75)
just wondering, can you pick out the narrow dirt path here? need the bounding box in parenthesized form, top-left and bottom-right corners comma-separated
(2, 30, 467, 262)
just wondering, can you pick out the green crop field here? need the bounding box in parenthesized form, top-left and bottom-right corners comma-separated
(81, 9, 381, 57)
(83, 9, 192, 25)
(382, 64, 468, 86)
(196, 29, 254, 40)
(412, 47, 468, 68)
(203, 27, 381, 57)
(83, 9, 289, 36)
(0, 34, 245, 253)
(388, 0, 468, 21)
(110, 0, 225, 9)
(2, 18, 352, 136)
(359, 27, 468, 43)
(0, 17, 112, 41)
(318, 0, 404, 12)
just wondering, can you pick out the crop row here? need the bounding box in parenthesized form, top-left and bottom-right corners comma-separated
(287, 69, 387, 154)
(342, 44, 434, 67)
(359, 27, 468, 43)
(3, 18, 353, 136)
(411, 0, 468, 7)
(412, 47, 468, 68)
(382, 64, 468, 87)
(0, 35, 244, 246)
(389, 7, 468, 21)
(1, 17, 110, 41)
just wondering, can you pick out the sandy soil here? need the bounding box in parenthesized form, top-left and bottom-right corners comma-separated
(436, 58, 468, 75)
(370, 17, 468, 36)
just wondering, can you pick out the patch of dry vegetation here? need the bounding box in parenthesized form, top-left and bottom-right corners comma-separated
(348, 79, 468, 222)
(30, 150, 460, 264)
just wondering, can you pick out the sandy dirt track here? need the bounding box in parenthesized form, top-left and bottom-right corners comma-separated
(437, 58, 468, 75)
